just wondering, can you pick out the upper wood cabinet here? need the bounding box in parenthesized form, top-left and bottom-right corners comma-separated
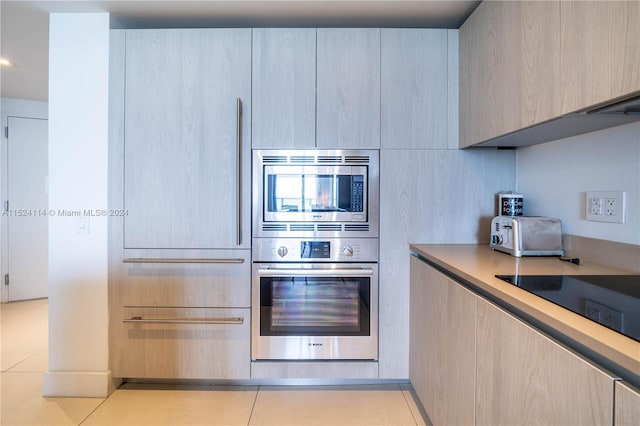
(253, 28, 380, 149)
(123, 29, 251, 249)
(252, 28, 316, 149)
(381, 29, 449, 149)
(460, 0, 640, 148)
(317, 29, 381, 149)
(459, 1, 561, 148)
(560, 0, 640, 114)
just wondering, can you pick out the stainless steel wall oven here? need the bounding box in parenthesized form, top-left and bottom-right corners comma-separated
(252, 150, 379, 361)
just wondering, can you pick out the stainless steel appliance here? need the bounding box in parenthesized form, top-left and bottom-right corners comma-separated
(490, 216, 564, 257)
(252, 149, 379, 238)
(252, 149, 379, 361)
(252, 238, 378, 360)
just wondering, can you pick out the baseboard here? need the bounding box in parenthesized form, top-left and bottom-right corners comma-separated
(43, 370, 121, 398)
(562, 234, 640, 273)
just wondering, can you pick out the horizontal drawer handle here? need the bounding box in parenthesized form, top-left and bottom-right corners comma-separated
(257, 268, 374, 277)
(123, 258, 245, 264)
(123, 316, 244, 325)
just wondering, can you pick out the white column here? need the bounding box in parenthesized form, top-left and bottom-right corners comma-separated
(43, 13, 116, 397)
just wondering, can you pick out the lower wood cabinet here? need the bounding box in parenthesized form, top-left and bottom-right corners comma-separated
(410, 255, 618, 426)
(113, 307, 250, 380)
(476, 298, 613, 426)
(409, 256, 476, 425)
(615, 381, 640, 426)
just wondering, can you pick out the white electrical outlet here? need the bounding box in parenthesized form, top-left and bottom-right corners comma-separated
(586, 191, 625, 223)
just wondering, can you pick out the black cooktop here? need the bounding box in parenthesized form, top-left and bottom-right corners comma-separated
(495, 275, 640, 342)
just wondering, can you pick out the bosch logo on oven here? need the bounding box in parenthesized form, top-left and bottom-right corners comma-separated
(308, 343, 323, 347)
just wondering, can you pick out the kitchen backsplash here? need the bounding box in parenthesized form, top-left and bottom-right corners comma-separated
(517, 121, 640, 246)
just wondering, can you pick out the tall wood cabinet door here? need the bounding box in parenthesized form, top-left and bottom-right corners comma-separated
(409, 257, 476, 426)
(381, 29, 448, 149)
(316, 28, 380, 149)
(476, 299, 614, 426)
(124, 29, 251, 249)
(252, 28, 316, 149)
(615, 381, 640, 426)
(560, 1, 640, 114)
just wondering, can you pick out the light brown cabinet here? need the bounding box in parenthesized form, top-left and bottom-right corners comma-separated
(410, 255, 618, 426)
(476, 298, 614, 426)
(460, 0, 639, 148)
(615, 381, 640, 426)
(115, 307, 250, 380)
(459, 0, 560, 148)
(252, 28, 316, 149)
(316, 28, 380, 149)
(560, 0, 640, 114)
(109, 30, 251, 380)
(410, 256, 476, 426)
(123, 29, 251, 249)
(380, 29, 449, 149)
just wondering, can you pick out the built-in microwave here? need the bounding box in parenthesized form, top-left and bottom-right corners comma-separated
(252, 149, 379, 238)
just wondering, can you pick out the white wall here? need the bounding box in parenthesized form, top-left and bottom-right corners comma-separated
(0, 98, 48, 303)
(43, 13, 114, 397)
(517, 121, 640, 245)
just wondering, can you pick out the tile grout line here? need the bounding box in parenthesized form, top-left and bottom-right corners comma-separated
(246, 384, 261, 426)
(399, 385, 421, 426)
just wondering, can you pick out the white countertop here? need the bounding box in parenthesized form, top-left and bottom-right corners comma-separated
(410, 244, 640, 384)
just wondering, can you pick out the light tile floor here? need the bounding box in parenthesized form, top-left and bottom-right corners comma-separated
(1, 299, 426, 426)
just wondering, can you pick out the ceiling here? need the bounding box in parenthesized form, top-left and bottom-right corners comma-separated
(0, 0, 480, 102)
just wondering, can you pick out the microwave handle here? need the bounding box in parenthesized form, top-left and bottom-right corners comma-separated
(236, 97, 243, 246)
(257, 268, 374, 277)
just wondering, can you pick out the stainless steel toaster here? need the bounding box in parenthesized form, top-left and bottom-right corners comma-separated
(490, 216, 564, 257)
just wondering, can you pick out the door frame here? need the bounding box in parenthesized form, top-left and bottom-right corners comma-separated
(0, 98, 48, 303)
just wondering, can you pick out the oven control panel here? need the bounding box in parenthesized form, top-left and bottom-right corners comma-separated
(252, 238, 379, 263)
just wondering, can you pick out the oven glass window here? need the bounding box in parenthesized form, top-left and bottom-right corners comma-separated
(260, 276, 371, 336)
(266, 174, 364, 214)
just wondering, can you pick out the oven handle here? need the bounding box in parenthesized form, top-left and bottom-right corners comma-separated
(256, 268, 374, 277)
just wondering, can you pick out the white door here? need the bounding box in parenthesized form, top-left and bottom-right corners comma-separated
(6, 116, 48, 301)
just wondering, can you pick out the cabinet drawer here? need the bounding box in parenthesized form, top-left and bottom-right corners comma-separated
(119, 250, 250, 307)
(115, 307, 250, 380)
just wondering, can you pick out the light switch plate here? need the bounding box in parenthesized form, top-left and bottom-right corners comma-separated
(586, 191, 625, 223)
(76, 216, 90, 234)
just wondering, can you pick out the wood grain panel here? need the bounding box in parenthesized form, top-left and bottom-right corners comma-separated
(252, 28, 316, 149)
(120, 249, 250, 308)
(116, 307, 250, 380)
(458, 17, 470, 148)
(124, 29, 251, 249)
(476, 298, 614, 426)
(409, 257, 476, 426)
(317, 28, 380, 149)
(378, 247, 411, 379)
(518, 0, 561, 127)
(560, 0, 640, 114)
(381, 29, 448, 149)
(108, 30, 127, 379)
(380, 149, 516, 250)
(460, 1, 561, 147)
(615, 381, 640, 426)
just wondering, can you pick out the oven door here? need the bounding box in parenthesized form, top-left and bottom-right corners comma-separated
(252, 263, 378, 360)
(262, 165, 368, 223)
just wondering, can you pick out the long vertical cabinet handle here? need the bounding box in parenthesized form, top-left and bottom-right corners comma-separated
(236, 98, 243, 246)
